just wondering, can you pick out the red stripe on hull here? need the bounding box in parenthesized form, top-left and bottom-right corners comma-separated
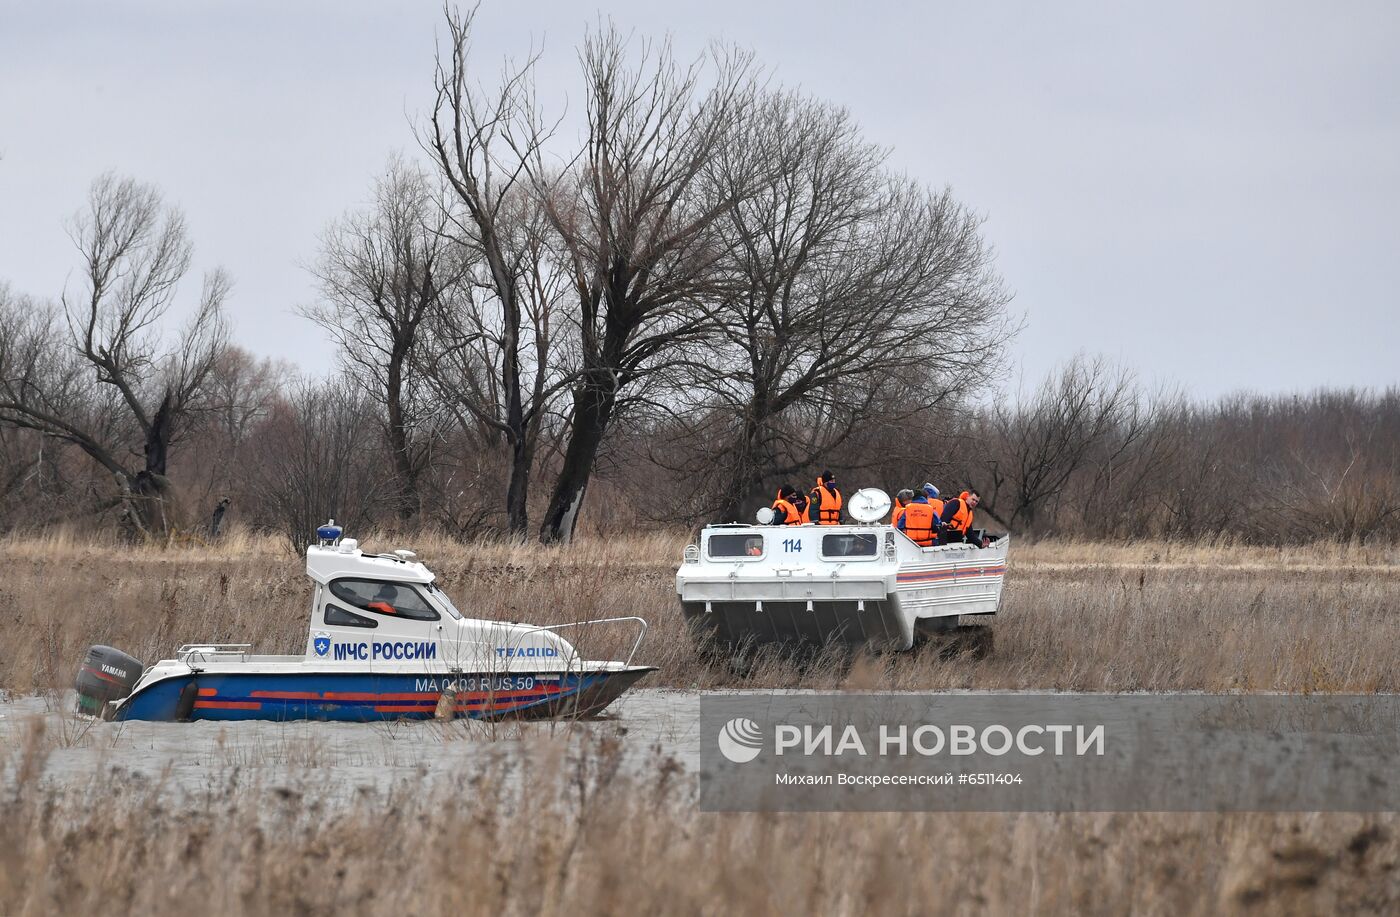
(897, 565, 1005, 583)
(320, 691, 440, 702)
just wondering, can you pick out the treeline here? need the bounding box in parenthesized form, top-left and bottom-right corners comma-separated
(1, 337, 1395, 545)
(2, 9, 1396, 547)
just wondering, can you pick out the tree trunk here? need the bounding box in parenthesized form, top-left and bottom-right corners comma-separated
(505, 436, 532, 535)
(538, 380, 615, 544)
(498, 279, 530, 535)
(716, 407, 770, 523)
(384, 354, 419, 522)
(126, 391, 176, 538)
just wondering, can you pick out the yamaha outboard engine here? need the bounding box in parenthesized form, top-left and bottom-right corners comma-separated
(74, 645, 143, 718)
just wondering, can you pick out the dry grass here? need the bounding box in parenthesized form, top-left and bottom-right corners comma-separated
(1, 721, 1396, 916)
(4, 532, 1399, 915)
(3, 530, 1398, 695)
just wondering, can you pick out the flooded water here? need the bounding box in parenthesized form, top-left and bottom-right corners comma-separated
(0, 688, 704, 799)
(13, 688, 1392, 814)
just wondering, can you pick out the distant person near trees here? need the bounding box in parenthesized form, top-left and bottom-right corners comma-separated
(809, 470, 843, 525)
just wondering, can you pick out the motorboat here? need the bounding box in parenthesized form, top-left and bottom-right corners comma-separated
(676, 489, 1008, 654)
(75, 523, 655, 722)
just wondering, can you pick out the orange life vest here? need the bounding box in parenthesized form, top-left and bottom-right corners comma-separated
(811, 478, 842, 525)
(945, 492, 974, 535)
(890, 498, 906, 527)
(901, 501, 937, 547)
(772, 496, 802, 525)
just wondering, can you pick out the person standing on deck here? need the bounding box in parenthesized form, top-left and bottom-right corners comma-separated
(809, 471, 843, 525)
(771, 485, 805, 525)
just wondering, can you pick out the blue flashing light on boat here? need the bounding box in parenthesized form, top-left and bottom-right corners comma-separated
(316, 519, 343, 545)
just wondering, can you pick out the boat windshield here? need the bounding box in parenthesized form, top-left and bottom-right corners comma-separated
(422, 582, 463, 619)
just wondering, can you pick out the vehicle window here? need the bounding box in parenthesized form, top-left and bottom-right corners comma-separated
(328, 579, 440, 621)
(423, 582, 463, 620)
(708, 533, 765, 558)
(324, 604, 377, 628)
(822, 533, 878, 558)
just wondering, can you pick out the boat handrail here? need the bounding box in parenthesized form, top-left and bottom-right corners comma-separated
(177, 644, 252, 664)
(507, 616, 650, 668)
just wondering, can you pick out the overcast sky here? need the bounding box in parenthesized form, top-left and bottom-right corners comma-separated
(2, 1, 1396, 400)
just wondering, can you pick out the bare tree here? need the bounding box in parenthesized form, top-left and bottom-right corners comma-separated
(0, 176, 229, 537)
(180, 345, 292, 521)
(304, 158, 460, 523)
(975, 356, 1138, 534)
(533, 26, 761, 542)
(659, 92, 1011, 521)
(423, 6, 569, 534)
(245, 380, 386, 551)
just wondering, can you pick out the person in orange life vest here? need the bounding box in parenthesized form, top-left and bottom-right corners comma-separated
(367, 583, 400, 616)
(790, 488, 813, 524)
(937, 490, 986, 546)
(744, 535, 763, 556)
(809, 470, 843, 525)
(896, 490, 939, 546)
(771, 485, 804, 525)
(890, 488, 915, 526)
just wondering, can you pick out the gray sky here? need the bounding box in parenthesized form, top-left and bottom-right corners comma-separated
(2, 0, 1396, 399)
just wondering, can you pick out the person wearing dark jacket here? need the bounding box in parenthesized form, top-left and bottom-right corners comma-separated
(771, 485, 805, 525)
(937, 490, 985, 546)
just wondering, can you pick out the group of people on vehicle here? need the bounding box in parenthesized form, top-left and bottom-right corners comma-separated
(770, 471, 844, 526)
(890, 484, 984, 547)
(766, 472, 988, 548)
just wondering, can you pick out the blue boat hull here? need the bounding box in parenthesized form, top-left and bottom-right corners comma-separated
(115, 668, 654, 722)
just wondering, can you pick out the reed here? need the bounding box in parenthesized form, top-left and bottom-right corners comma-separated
(0, 723, 1396, 916)
(3, 532, 1398, 695)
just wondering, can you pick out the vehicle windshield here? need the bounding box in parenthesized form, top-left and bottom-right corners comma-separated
(422, 582, 463, 619)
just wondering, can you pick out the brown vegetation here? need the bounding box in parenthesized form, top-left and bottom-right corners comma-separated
(4, 534, 1397, 915)
(1, 721, 1397, 916)
(2, 532, 1396, 696)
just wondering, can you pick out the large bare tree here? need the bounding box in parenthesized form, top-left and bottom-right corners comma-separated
(423, 6, 569, 535)
(0, 175, 228, 536)
(662, 92, 1011, 521)
(304, 158, 460, 523)
(533, 26, 760, 542)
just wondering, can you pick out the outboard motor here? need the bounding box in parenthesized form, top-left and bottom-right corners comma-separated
(74, 645, 143, 718)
